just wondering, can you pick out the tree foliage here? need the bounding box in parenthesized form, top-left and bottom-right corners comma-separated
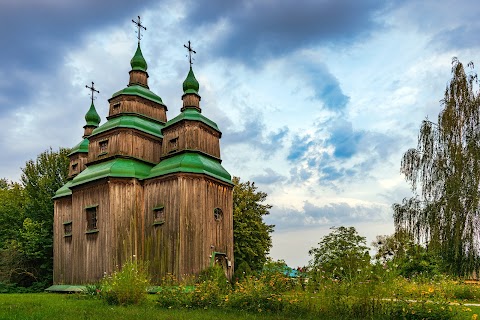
(373, 231, 441, 278)
(394, 58, 480, 276)
(233, 177, 274, 273)
(308, 226, 370, 280)
(0, 148, 70, 289)
(0, 181, 25, 245)
(21, 147, 70, 226)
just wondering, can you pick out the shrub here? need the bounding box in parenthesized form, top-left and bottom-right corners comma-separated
(99, 259, 150, 305)
(156, 285, 193, 308)
(191, 266, 231, 309)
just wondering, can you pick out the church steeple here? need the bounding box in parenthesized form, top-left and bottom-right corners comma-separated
(130, 44, 148, 72)
(83, 82, 101, 138)
(181, 41, 201, 112)
(129, 16, 149, 88)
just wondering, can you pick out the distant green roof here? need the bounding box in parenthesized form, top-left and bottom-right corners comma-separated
(183, 66, 199, 94)
(147, 152, 232, 184)
(111, 85, 164, 105)
(68, 138, 89, 156)
(130, 43, 147, 72)
(85, 101, 101, 127)
(91, 115, 163, 138)
(53, 180, 73, 199)
(165, 108, 220, 133)
(45, 285, 86, 293)
(70, 158, 153, 188)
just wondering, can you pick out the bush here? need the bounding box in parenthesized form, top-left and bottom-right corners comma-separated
(99, 259, 150, 305)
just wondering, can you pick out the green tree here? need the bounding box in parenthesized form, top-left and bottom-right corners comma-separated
(308, 226, 370, 281)
(372, 229, 412, 263)
(233, 177, 274, 273)
(0, 180, 25, 245)
(1, 147, 70, 288)
(394, 59, 480, 276)
(372, 230, 441, 278)
(21, 147, 70, 225)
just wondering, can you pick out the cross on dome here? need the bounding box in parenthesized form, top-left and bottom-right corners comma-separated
(132, 15, 146, 43)
(85, 81, 99, 103)
(184, 40, 196, 66)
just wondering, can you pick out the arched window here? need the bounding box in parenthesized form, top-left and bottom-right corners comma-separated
(214, 208, 223, 221)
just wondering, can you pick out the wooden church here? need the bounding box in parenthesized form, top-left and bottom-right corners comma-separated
(52, 18, 234, 284)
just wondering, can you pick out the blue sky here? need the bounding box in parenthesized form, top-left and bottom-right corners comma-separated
(1, 0, 479, 267)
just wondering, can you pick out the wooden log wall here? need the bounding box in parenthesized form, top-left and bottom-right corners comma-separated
(108, 96, 167, 123)
(68, 153, 88, 179)
(143, 176, 180, 281)
(179, 175, 233, 279)
(53, 197, 72, 284)
(62, 181, 111, 284)
(143, 174, 233, 282)
(54, 178, 145, 284)
(128, 70, 148, 88)
(162, 122, 221, 158)
(108, 178, 144, 269)
(88, 129, 162, 164)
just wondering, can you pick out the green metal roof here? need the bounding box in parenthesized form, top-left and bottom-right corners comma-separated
(45, 285, 86, 293)
(147, 152, 232, 184)
(91, 115, 163, 138)
(183, 66, 199, 94)
(85, 101, 101, 126)
(53, 180, 73, 199)
(111, 85, 164, 105)
(68, 138, 89, 156)
(164, 108, 220, 133)
(70, 158, 153, 188)
(130, 43, 148, 71)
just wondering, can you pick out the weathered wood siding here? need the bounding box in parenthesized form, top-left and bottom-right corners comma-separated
(162, 122, 221, 158)
(143, 174, 233, 282)
(53, 197, 72, 284)
(53, 178, 144, 284)
(128, 70, 148, 88)
(88, 129, 162, 164)
(108, 178, 144, 268)
(68, 153, 88, 179)
(108, 95, 167, 123)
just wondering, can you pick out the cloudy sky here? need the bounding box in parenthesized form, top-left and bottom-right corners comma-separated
(1, 0, 479, 267)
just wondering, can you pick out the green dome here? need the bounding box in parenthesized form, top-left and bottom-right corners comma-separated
(68, 138, 89, 156)
(130, 43, 148, 71)
(183, 67, 199, 94)
(85, 102, 101, 127)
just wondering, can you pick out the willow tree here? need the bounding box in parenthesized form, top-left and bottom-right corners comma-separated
(394, 58, 480, 276)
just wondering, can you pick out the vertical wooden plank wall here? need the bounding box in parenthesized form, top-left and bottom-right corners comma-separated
(143, 174, 233, 282)
(88, 130, 162, 164)
(162, 122, 221, 157)
(53, 197, 72, 284)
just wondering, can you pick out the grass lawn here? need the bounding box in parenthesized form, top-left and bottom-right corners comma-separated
(1, 293, 479, 320)
(0, 293, 299, 320)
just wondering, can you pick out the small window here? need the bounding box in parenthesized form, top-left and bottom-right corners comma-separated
(153, 206, 165, 225)
(214, 208, 223, 221)
(113, 102, 121, 110)
(86, 206, 98, 231)
(63, 221, 72, 237)
(71, 163, 78, 171)
(169, 137, 178, 153)
(99, 140, 109, 155)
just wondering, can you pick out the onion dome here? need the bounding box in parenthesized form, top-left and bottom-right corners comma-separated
(85, 101, 101, 127)
(183, 67, 199, 94)
(130, 43, 148, 72)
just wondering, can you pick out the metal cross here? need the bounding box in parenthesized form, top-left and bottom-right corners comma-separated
(184, 41, 196, 66)
(85, 81, 99, 103)
(132, 15, 146, 43)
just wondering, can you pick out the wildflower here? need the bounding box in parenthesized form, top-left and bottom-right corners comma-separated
(472, 314, 478, 320)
